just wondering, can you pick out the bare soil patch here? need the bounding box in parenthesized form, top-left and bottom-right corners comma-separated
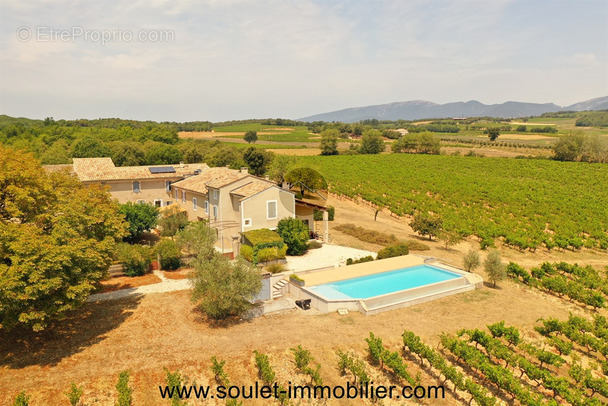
(162, 269, 190, 280)
(272, 148, 322, 156)
(98, 273, 162, 293)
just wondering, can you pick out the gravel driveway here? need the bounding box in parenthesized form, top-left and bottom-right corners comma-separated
(285, 243, 376, 272)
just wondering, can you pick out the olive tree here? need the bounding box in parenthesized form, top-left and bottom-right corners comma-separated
(484, 250, 506, 288)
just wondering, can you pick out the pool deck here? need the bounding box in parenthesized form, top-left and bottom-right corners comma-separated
(298, 255, 426, 286)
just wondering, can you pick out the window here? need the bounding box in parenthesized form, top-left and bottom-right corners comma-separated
(154, 199, 163, 208)
(132, 181, 141, 193)
(267, 200, 277, 220)
(182, 191, 186, 204)
(204, 200, 209, 214)
(166, 201, 172, 205)
(136, 199, 146, 204)
(213, 205, 218, 219)
(193, 197, 197, 211)
(244, 218, 252, 227)
(165, 181, 171, 193)
(174, 188, 178, 199)
(213, 189, 218, 200)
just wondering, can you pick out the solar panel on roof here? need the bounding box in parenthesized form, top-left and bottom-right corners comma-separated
(149, 166, 176, 174)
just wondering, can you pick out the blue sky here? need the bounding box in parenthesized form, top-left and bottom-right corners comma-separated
(1, 0, 606, 122)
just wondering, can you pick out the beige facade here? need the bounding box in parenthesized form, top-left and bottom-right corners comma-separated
(170, 168, 298, 253)
(46, 158, 328, 255)
(54, 158, 209, 208)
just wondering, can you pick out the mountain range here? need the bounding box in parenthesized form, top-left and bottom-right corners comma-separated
(298, 96, 608, 123)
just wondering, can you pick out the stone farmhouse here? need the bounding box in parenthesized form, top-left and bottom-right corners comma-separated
(45, 158, 327, 255)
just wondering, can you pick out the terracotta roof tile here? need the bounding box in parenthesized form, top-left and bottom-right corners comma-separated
(171, 167, 251, 194)
(230, 180, 276, 200)
(70, 158, 208, 182)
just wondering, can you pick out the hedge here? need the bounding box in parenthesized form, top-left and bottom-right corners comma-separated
(377, 244, 409, 260)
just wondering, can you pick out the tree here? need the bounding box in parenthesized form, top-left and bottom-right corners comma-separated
(110, 142, 146, 167)
(360, 129, 385, 154)
(71, 135, 111, 158)
(41, 139, 71, 165)
(484, 250, 506, 288)
(176, 221, 217, 261)
(267, 155, 295, 186)
(319, 129, 339, 156)
(553, 131, 585, 161)
(244, 130, 258, 144)
(463, 248, 481, 272)
(144, 143, 183, 165)
(277, 217, 309, 255)
(191, 254, 262, 320)
(487, 127, 500, 141)
(118, 202, 159, 242)
(409, 212, 443, 240)
(0, 146, 127, 331)
(439, 230, 463, 250)
(158, 205, 190, 237)
(284, 167, 327, 198)
(243, 147, 273, 176)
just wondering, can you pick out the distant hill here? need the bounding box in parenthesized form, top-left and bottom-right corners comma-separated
(298, 96, 608, 123)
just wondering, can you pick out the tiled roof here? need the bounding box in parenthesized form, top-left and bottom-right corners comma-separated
(230, 180, 276, 200)
(171, 167, 251, 194)
(71, 158, 208, 182)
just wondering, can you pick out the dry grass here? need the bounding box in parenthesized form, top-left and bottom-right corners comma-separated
(98, 273, 162, 293)
(2, 198, 608, 405)
(271, 148, 322, 155)
(162, 269, 190, 280)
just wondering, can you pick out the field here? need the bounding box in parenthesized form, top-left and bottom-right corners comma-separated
(297, 154, 608, 251)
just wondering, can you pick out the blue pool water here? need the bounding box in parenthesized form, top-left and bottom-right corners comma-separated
(307, 265, 461, 300)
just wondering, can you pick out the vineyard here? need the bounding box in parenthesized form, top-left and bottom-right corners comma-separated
(298, 154, 608, 251)
(507, 262, 608, 310)
(65, 317, 604, 405)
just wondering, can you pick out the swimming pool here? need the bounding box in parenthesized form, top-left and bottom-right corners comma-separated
(307, 264, 462, 300)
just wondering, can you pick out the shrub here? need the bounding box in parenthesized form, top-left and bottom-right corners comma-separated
(240, 245, 254, 262)
(164, 368, 187, 406)
(117, 243, 152, 276)
(154, 239, 182, 270)
(315, 206, 335, 221)
(116, 370, 132, 406)
(377, 244, 409, 259)
(289, 274, 304, 284)
(191, 255, 262, 320)
(307, 241, 323, 250)
(277, 218, 309, 256)
(13, 391, 30, 406)
(66, 382, 83, 406)
(346, 256, 374, 265)
(256, 245, 288, 263)
(265, 263, 288, 274)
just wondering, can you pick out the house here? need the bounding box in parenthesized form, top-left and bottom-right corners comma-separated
(170, 166, 327, 254)
(50, 157, 209, 207)
(47, 158, 329, 256)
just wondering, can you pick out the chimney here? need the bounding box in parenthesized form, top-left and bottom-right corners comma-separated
(240, 167, 249, 174)
(179, 161, 184, 168)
